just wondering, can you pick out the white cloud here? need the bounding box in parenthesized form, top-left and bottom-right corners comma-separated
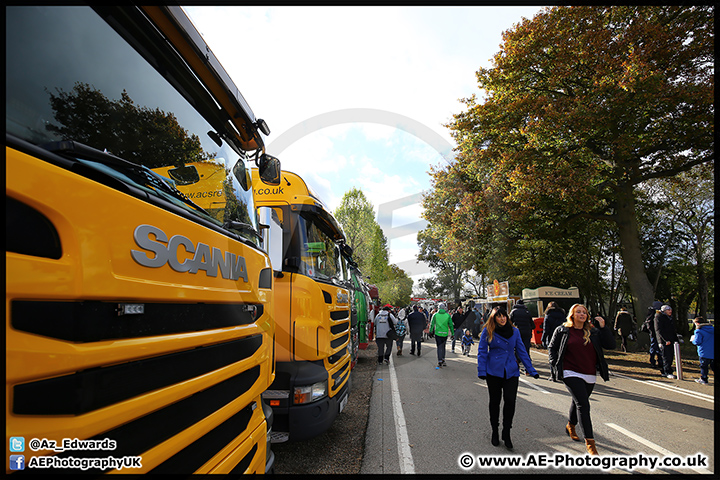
(392, 203, 424, 229)
(359, 124, 397, 143)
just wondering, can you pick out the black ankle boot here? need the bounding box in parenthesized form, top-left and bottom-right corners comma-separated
(491, 427, 499, 446)
(502, 428, 513, 449)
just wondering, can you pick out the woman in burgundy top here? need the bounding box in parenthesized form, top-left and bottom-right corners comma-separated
(548, 303, 615, 455)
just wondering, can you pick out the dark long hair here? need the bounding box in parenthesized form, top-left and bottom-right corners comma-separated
(482, 306, 512, 343)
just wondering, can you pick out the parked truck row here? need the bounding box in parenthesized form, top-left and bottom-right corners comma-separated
(6, 5, 373, 474)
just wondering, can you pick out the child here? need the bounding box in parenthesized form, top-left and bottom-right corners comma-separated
(461, 329, 474, 356)
(691, 317, 714, 384)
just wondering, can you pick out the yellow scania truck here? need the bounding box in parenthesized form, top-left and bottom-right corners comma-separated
(6, 6, 281, 474)
(252, 169, 352, 443)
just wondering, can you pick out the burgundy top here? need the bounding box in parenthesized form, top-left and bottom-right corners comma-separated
(563, 327, 597, 375)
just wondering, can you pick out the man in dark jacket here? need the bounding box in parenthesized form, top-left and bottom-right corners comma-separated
(407, 306, 427, 356)
(641, 303, 663, 370)
(614, 307, 635, 352)
(654, 305, 678, 379)
(509, 300, 533, 361)
(451, 306, 468, 353)
(462, 301, 476, 331)
(541, 302, 566, 349)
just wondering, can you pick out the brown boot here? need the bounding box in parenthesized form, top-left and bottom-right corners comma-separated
(585, 438, 598, 455)
(565, 423, 580, 441)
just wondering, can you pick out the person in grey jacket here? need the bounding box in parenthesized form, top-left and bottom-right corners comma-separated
(548, 304, 615, 456)
(374, 305, 398, 365)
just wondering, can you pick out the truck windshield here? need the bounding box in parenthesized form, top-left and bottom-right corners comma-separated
(5, 6, 259, 244)
(297, 213, 343, 284)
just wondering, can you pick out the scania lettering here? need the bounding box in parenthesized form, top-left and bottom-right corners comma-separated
(6, 6, 282, 474)
(131, 224, 249, 281)
(253, 169, 352, 443)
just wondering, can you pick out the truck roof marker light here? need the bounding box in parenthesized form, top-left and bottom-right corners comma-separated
(255, 119, 270, 136)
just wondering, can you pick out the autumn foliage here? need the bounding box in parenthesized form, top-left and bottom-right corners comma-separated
(424, 6, 714, 312)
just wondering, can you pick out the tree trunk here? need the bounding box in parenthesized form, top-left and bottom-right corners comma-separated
(695, 243, 709, 319)
(614, 187, 655, 318)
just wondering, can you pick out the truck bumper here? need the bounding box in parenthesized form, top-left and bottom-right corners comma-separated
(267, 361, 350, 442)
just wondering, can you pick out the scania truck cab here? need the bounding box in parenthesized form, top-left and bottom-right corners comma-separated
(252, 169, 352, 443)
(6, 6, 281, 473)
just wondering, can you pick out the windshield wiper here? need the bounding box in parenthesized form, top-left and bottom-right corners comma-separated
(41, 140, 208, 214)
(43, 140, 138, 169)
(223, 221, 262, 242)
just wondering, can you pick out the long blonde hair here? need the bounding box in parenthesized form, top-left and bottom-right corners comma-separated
(483, 306, 512, 343)
(564, 303, 592, 345)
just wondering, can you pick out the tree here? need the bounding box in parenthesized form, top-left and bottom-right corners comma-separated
(333, 187, 415, 305)
(441, 6, 714, 314)
(654, 166, 714, 319)
(46, 82, 209, 167)
(380, 265, 413, 307)
(334, 188, 376, 273)
(417, 226, 470, 303)
(359, 222, 413, 306)
(417, 276, 446, 300)
(366, 224, 390, 285)
(464, 271, 488, 298)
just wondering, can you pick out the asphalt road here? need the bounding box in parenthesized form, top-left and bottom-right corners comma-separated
(361, 339, 714, 475)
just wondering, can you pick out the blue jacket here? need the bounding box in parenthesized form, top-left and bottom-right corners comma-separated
(692, 324, 714, 359)
(477, 326, 538, 378)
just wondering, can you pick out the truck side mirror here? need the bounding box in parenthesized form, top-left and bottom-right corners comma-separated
(258, 153, 281, 186)
(258, 206, 283, 271)
(167, 165, 200, 185)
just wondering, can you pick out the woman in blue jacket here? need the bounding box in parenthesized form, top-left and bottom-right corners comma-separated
(477, 306, 539, 449)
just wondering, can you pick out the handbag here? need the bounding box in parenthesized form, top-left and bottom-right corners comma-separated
(384, 314, 398, 340)
(386, 322, 398, 340)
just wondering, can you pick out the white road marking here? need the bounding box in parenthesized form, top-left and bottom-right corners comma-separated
(606, 423, 713, 474)
(389, 354, 415, 474)
(609, 372, 714, 403)
(645, 380, 715, 401)
(519, 376, 551, 393)
(606, 423, 676, 456)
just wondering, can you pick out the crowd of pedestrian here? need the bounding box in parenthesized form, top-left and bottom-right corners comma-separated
(372, 298, 712, 456)
(374, 302, 474, 366)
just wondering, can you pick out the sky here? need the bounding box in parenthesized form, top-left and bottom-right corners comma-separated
(183, 6, 546, 287)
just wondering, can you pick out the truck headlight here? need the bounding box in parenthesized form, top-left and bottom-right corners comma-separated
(293, 381, 327, 404)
